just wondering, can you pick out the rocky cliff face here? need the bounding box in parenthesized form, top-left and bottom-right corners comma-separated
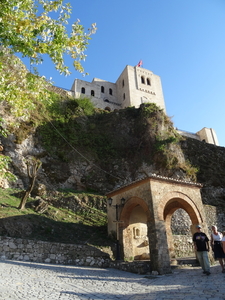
(1, 103, 225, 209)
(0, 104, 185, 192)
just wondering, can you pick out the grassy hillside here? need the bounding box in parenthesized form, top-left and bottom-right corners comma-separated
(0, 188, 113, 249)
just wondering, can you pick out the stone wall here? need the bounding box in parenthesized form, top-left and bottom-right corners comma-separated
(177, 129, 201, 141)
(110, 260, 151, 275)
(0, 206, 224, 272)
(204, 205, 225, 232)
(171, 205, 225, 235)
(0, 236, 151, 275)
(173, 235, 194, 257)
(70, 66, 166, 112)
(0, 236, 111, 268)
(196, 127, 219, 146)
(170, 204, 225, 258)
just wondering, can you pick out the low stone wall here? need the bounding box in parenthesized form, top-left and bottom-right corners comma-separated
(1, 203, 222, 273)
(0, 236, 152, 275)
(0, 236, 111, 268)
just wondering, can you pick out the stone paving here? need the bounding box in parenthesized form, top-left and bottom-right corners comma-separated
(0, 259, 225, 300)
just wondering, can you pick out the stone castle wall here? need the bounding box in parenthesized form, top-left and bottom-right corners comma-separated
(70, 65, 166, 112)
(196, 127, 219, 146)
(177, 128, 219, 146)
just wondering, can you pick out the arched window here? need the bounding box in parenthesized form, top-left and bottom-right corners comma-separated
(101, 86, 105, 93)
(109, 88, 113, 95)
(147, 78, 151, 85)
(122, 79, 125, 87)
(105, 107, 111, 112)
(91, 90, 95, 96)
(81, 87, 85, 94)
(141, 76, 145, 84)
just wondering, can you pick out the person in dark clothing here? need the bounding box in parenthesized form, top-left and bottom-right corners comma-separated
(193, 224, 211, 275)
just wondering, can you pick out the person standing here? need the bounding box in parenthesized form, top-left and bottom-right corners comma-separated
(211, 225, 225, 272)
(193, 224, 211, 275)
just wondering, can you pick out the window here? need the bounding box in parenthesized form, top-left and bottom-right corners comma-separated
(81, 87, 85, 94)
(91, 90, 95, 96)
(122, 79, 124, 87)
(147, 78, 151, 85)
(141, 76, 145, 84)
(109, 88, 113, 95)
(101, 86, 105, 93)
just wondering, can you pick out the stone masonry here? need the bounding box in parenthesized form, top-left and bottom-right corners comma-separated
(107, 174, 210, 275)
(71, 65, 166, 112)
(0, 236, 151, 274)
(0, 236, 110, 268)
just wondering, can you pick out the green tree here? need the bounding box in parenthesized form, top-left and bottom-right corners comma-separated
(18, 157, 42, 210)
(0, 155, 17, 187)
(0, 0, 96, 75)
(0, 0, 96, 186)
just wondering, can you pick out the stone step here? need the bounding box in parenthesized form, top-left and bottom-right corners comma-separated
(171, 256, 199, 268)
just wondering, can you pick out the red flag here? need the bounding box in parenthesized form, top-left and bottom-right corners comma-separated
(137, 60, 143, 67)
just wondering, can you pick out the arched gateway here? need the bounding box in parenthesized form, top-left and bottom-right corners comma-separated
(106, 175, 209, 274)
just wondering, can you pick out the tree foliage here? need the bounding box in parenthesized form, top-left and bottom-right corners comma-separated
(0, 50, 51, 119)
(0, 155, 17, 186)
(0, 0, 96, 185)
(0, 0, 96, 75)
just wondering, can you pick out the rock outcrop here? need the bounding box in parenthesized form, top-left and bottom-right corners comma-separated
(1, 103, 225, 210)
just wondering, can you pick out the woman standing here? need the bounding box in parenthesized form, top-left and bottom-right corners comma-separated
(211, 225, 225, 272)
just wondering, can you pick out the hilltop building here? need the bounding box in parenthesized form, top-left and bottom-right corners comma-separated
(71, 65, 165, 112)
(69, 65, 219, 146)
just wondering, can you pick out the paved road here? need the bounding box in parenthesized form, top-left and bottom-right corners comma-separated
(0, 259, 225, 300)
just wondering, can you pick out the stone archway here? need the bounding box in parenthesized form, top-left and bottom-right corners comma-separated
(119, 197, 152, 261)
(157, 192, 203, 259)
(107, 175, 207, 274)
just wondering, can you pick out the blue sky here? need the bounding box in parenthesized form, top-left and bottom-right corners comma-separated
(22, 0, 225, 147)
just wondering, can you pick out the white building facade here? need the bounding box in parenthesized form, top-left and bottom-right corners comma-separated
(71, 65, 166, 112)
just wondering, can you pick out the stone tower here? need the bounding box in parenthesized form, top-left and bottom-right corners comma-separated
(70, 65, 166, 112)
(116, 65, 166, 112)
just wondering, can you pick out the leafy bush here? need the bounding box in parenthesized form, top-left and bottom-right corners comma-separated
(0, 156, 17, 185)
